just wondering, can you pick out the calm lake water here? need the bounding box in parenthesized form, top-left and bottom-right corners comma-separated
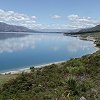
(0, 33, 98, 73)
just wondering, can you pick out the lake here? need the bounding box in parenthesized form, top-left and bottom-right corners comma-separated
(0, 33, 98, 73)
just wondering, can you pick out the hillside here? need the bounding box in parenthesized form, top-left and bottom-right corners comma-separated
(65, 24, 100, 35)
(0, 22, 38, 32)
(79, 24, 100, 33)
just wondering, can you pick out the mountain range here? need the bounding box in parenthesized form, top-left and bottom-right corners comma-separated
(0, 22, 38, 32)
(79, 24, 100, 33)
(65, 24, 100, 34)
(0, 22, 100, 34)
(0, 22, 70, 33)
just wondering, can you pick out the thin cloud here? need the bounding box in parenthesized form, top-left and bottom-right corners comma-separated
(67, 14, 100, 29)
(51, 15, 61, 19)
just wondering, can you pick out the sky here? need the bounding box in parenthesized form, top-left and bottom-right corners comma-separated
(0, 0, 100, 29)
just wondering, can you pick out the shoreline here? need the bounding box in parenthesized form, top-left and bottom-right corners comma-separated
(1, 48, 99, 75)
(0, 61, 65, 75)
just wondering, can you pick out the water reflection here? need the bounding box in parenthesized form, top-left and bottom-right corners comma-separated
(0, 35, 36, 53)
(0, 33, 96, 53)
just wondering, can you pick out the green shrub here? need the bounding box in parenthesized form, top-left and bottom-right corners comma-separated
(66, 65, 85, 75)
(67, 76, 78, 95)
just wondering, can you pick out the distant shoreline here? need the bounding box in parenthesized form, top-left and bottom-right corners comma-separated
(0, 32, 34, 34)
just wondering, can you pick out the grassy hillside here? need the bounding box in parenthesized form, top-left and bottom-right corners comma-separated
(79, 32, 100, 47)
(0, 74, 18, 87)
(0, 33, 100, 100)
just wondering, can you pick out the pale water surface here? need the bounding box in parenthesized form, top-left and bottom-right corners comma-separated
(0, 33, 98, 73)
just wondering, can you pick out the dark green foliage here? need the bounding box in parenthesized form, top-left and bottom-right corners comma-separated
(67, 76, 79, 95)
(67, 77, 77, 91)
(30, 66, 35, 72)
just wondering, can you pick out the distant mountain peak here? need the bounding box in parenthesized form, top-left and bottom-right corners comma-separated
(0, 22, 38, 32)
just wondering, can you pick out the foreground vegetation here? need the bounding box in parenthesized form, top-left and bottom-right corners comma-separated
(0, 74, 18, 87)
(0, 33, 100, 100)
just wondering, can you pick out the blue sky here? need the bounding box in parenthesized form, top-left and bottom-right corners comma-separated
(0, 0, 100, 29)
